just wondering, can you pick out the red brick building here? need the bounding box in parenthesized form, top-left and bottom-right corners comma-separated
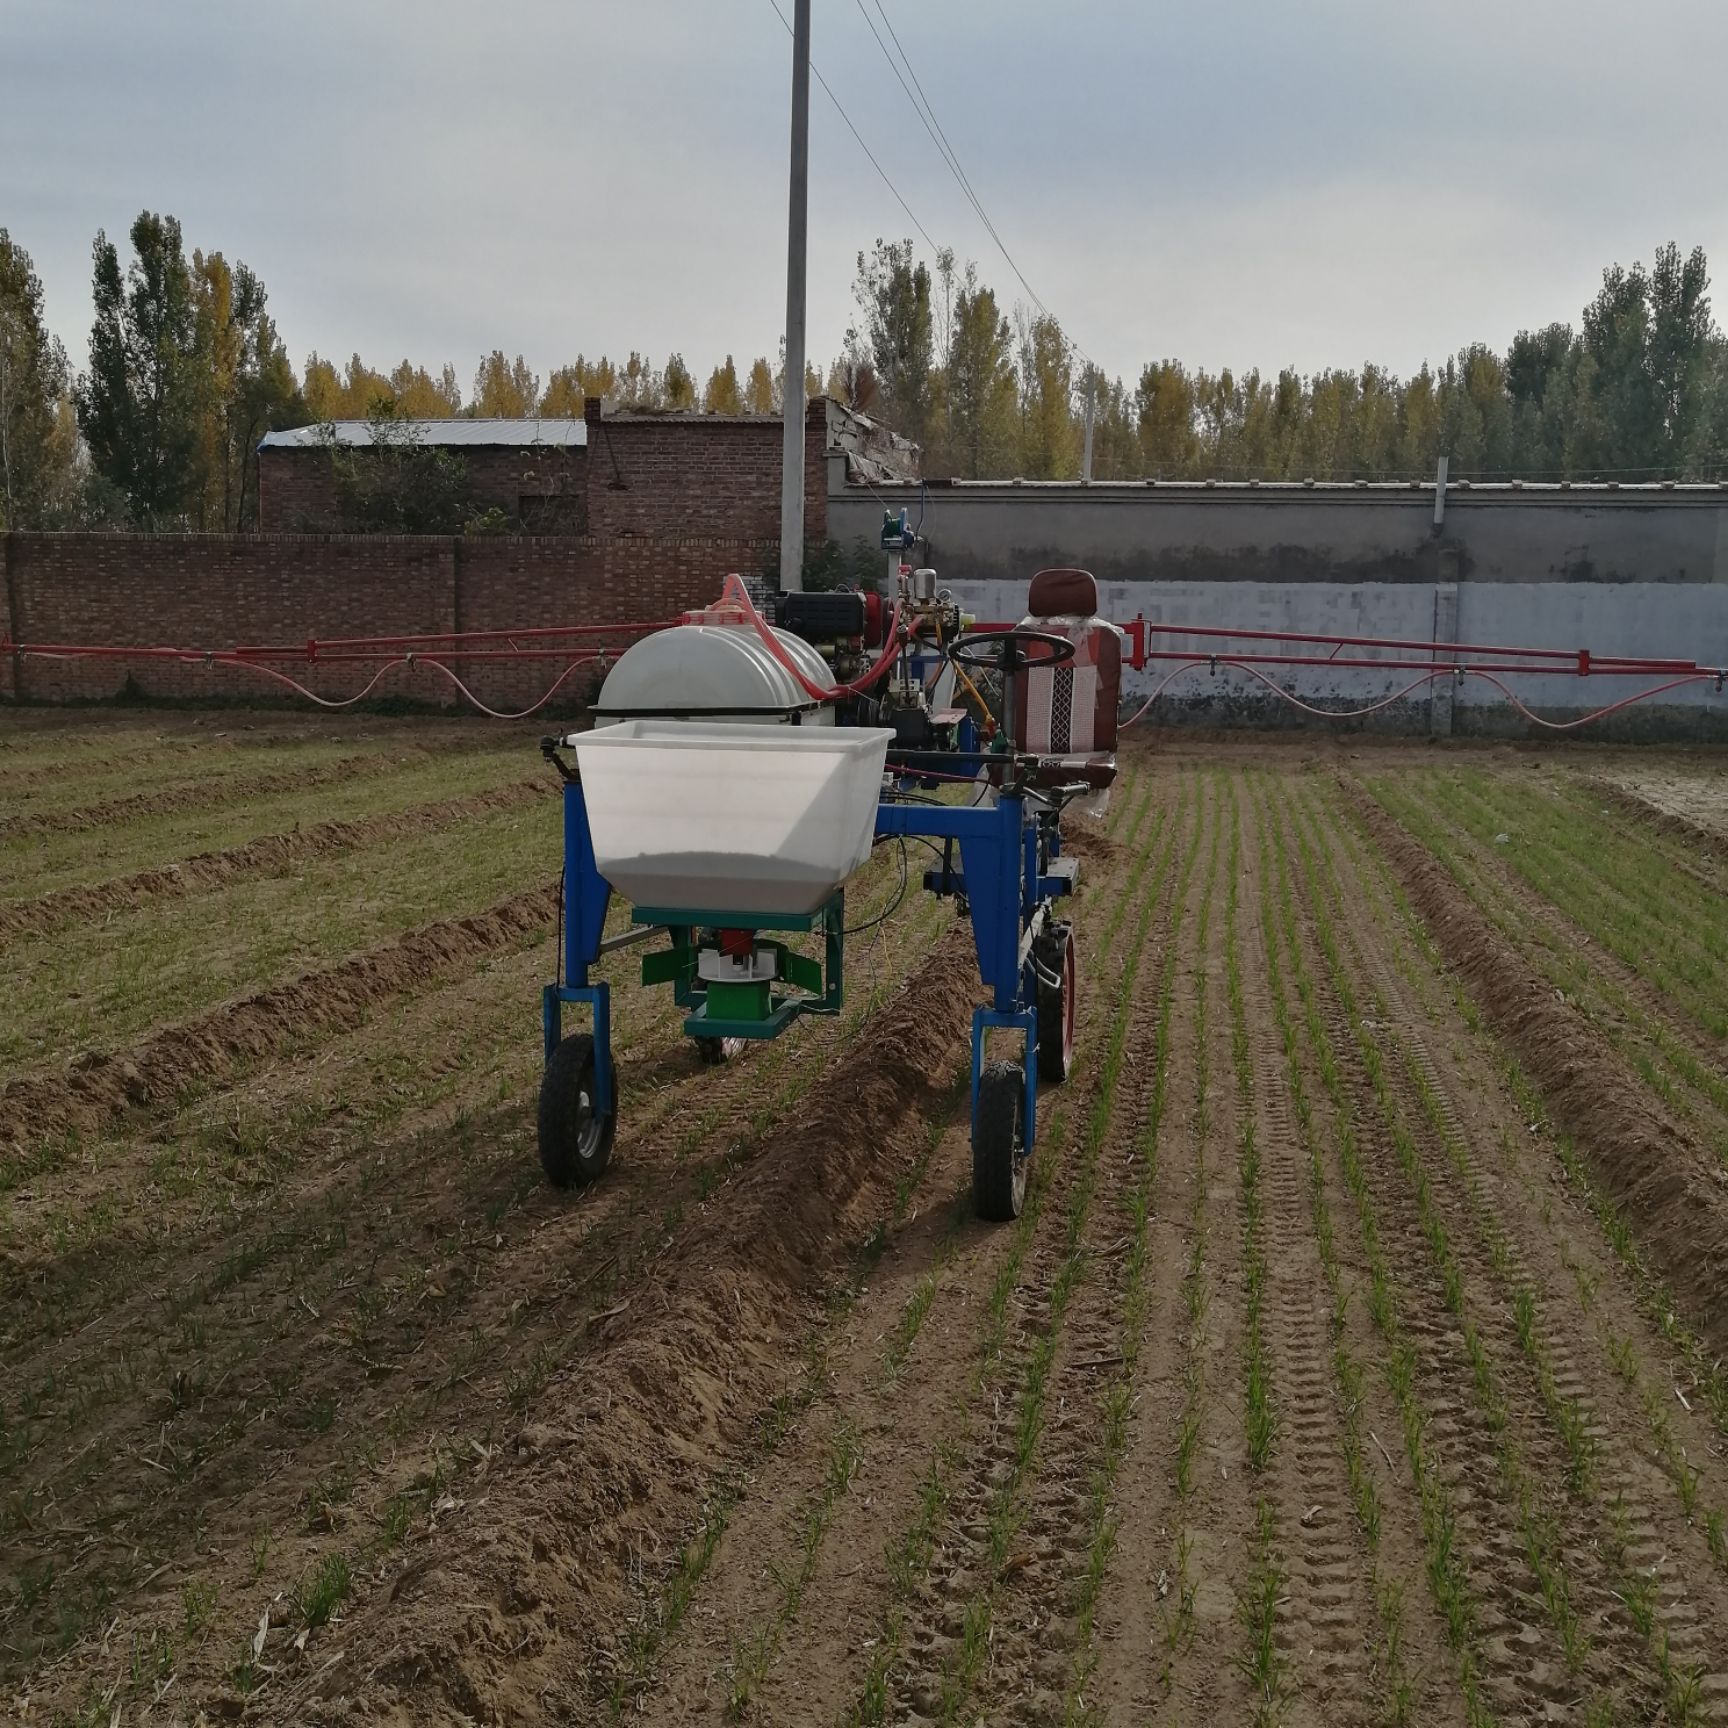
(257, 398, 916, 539)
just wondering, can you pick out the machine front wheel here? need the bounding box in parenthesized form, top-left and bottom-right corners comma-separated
(972, 1061, 1029, 1221)
(1036, 922, 1076, 1083)
(538, 1033, 616, 1188)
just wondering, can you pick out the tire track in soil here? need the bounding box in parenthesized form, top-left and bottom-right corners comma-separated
(860, 774, 1195, 1728)
(1313, 781, 1728, 1720)
(620, 778, 1161, 1727)
(1287, 785, 1666, 1723)
(0, 779, 552, 940)
(969, 779, 1206, 1728)
(1236, 782, 1377, 1726)
(1253, 773, 1467, 1728)
(0, 882, 560, 1155)
(1273, 787, 1566, 1721)
(1343, 777, 1728, 1369)
(1081, 776, 1228, 1724)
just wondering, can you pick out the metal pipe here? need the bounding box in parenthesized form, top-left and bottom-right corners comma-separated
(599, 923, 664, 957)
(779, 0, 811, 594)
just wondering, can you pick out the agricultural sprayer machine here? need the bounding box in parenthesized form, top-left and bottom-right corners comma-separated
(536, 550, 1124, 1220)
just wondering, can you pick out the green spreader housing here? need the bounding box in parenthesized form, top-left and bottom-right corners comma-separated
(634, 892, 845, 1040)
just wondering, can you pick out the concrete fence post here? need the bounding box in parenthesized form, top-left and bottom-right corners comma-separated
(1431, 570, 1459, 738)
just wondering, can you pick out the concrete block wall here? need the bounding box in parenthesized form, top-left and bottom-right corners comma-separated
(838, 481, 1728, 738)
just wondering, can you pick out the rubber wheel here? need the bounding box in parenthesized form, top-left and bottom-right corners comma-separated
(538, 1033, 616, 1188)
(1036, 922, 1077, 1084)
(972, 1061, 1028, 1222)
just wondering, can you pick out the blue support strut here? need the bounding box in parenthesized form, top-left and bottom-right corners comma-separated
(875, 789, 1045, 1155)
(544, 778, 616, 1118)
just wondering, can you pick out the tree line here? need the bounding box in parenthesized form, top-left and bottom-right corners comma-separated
(848, 237, 1728, 485)
(3, 211, 1727, 533)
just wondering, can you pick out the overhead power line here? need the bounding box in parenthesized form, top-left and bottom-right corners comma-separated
(858, 0, 1098, 373)
(765, 0, 941, 258)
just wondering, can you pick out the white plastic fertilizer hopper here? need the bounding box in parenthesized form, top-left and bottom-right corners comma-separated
(570, 720, 892, 916)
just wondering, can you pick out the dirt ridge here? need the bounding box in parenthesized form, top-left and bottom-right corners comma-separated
(1577, 773, 1728, 870)
(1343, 774, 1728, 1359)
(282, 926, 982, 1721)
(0, 750, 426, 841)
(0, 779, 549, 940)
(0, 882, 559, 1157)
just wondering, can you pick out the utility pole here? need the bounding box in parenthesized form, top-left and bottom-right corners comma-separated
(779, 0, 812, 593)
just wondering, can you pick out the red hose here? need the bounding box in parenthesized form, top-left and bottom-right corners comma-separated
(9, 644, 606, 720)
(1462, 668, 1718, 731)
(1120, 658, 1721, 731)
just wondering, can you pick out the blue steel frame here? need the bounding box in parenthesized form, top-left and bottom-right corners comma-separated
(873, 790, 1063, 1146)
(542, 779, 615, 1119)
(545, 767, 1070, 1159)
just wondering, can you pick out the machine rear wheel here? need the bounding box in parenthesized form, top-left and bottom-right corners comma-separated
(1036, 922, 1076, 1083)
(538, 1033, 615, 1188)
(972, 1061, 1028, 1221)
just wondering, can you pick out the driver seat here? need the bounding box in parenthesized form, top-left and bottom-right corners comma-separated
(1013, 568, 1122, 790)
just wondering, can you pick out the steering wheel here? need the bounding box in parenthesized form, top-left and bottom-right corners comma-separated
(947, 628, 1076, 673)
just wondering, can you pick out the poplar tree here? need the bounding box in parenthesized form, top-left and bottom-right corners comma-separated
(76, 211, 204, 525)
(0, 228, 70, 528)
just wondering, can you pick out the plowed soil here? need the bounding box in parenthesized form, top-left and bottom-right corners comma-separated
(7, 715, 1728, 1728)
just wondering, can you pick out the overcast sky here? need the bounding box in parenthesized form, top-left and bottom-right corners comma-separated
(6, 0, 1728, 397)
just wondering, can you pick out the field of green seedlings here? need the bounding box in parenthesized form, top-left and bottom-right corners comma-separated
(5, 712, 1728, 1728)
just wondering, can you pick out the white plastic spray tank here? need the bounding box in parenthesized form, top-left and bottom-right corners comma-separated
(590, 623, 836, 726)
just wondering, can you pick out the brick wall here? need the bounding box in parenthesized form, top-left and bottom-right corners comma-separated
(257, 401, 825, 541)
(2, 532, 773, 711)
(258, 444, 588, 532)
(583, 398, 827, 541)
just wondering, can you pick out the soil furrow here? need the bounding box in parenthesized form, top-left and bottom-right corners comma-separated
(1414, 772, 1728, 1089)
(1236, 790, 1377, 1725)
(0, 778, 551, 940)
(1313, 780, 1728, 1717)
(273, 924, 987, 1721)
(0, 882, 559, 1156)
(1342, 776, 1728, 1367)
(599, 778, 1159, 1726)
(1294, 786, 1687, 1721)
(881, 784, 1192, 1727)
(1579, 774, 1728, 879)
(977, 782, 1206, 1727)
(0, 751, 413, 840)
(0, 875, 955, 1686)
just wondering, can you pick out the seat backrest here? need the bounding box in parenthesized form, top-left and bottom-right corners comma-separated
(1014, 568, 1122, 755)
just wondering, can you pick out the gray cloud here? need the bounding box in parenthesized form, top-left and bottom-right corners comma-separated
(4, 0, 1725, 393)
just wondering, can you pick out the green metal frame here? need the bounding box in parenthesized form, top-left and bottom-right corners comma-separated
(636, 891, 845, 1041)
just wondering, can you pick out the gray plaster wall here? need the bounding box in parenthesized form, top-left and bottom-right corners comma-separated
(827, 479, 1728, 736)
(828, 479, 1728, 587)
